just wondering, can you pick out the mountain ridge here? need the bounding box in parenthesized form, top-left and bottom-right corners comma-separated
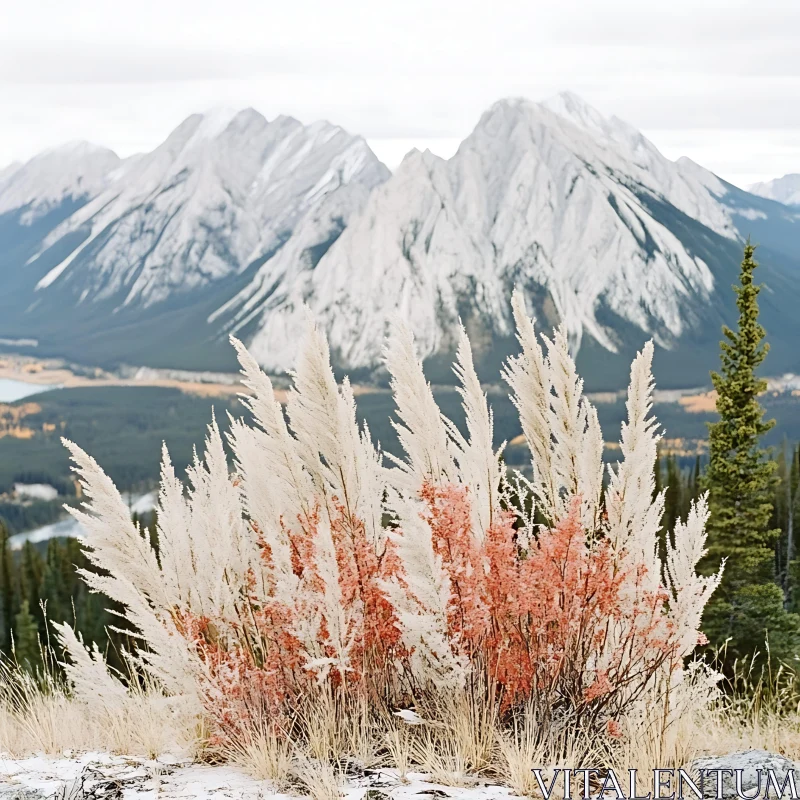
(750, 173, 800, 207)
(1, 93, 798, 390)
(227, 94, 789, 384)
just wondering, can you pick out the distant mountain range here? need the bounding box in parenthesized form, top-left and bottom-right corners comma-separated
(750, 174, 800, 207)
(1, 93, 798, 390)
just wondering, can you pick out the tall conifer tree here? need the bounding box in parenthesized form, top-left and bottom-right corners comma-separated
(702, 242, 799, 660)
(12, 600, 40, 672)
(784, 443, 800, 611)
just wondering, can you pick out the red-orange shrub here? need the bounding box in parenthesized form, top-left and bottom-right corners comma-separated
(175, 498, 402, 744)
(401, 484, 683, 723)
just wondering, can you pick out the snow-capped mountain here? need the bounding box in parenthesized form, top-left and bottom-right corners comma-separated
(24, 109, 388, 305)
(750, 173, 800, 207)
(0, 162, 22, 183)
(0, 142, 120, 223)
(1, 93, 798, 388)
(0, 109, 389, 371)
(220, 93, 799, 385)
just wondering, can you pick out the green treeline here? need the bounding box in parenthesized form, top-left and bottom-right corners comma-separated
(0, 497, 78, 536)
(655, 444, 800, 663)
(0, 517, 155, 671)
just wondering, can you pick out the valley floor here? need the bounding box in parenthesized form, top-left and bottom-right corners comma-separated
(0, 353, 244, 399)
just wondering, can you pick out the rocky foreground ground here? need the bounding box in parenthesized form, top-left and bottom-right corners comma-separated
(0, 750, 797, 800)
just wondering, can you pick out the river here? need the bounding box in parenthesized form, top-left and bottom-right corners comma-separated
(8, 490, 157, 550)
(0, 378, 60, 402)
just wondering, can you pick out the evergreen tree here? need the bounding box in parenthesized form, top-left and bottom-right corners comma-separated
(689, 455, 702, 507)
(784, 444, 800, 612)
(702, 243, 799, 661)
(0, 522, 12, 653)
(664, 454, 682, 536)
(653, 450, 663, 500)
(0, 508, 148, 672)
(40, 539, 70, 627)
(20, 541, 44, 614)
(20, 541, 46, 636)
(12, 600, 40, 672)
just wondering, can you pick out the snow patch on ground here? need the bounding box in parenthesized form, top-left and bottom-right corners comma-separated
(0, 753, 512, 799)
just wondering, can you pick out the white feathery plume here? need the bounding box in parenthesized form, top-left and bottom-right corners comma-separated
(287, 312, 385, 549)
(127, 605, 202, 703)
(502, 471, 537, 551)
(665, 495, 711, 595)
(299, 514, 356, 682)
(228, 418, 297, 601)
(544, 327, 584, 498)
(62, 440, 207, 705)
(604, 341, 664, 584)
(544, 326, 604, 528)
(381, 490, 467, 690)
(665, 494, 724, 655)
(76, 545, 201, 703)
(230, 335, 314, 515)
(173, 416, 257, 619)
(448, 326, 504, 541)
(382, 323, 479, 685)
(502, 292, 558, 521)
(286, 310, 352, 494)
(153, 443, 193, 608)
(339, 377, 386, 551)
(580, 402, 605, 530)
(228, 336, 310, 601)
(63, 439, 168, 610)
(502, 291, 602, 527)
(53, 622, 128, 709)
(384, 319, 456, 491)
(240, 316, 384, 675)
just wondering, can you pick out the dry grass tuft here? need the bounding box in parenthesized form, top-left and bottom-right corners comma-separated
(225, 724, 293, 789)
(0, 660, 196, 759)
(383, 726, 413, 781)
(292, 753, 342, 800)
(4, 656, 800, 797)
(407, 687, 497, 784)
(292, 685, 384, 772)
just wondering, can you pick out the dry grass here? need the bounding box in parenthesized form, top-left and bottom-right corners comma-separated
(0, 660, 197, 758)
(697, 660, 800, 760)
(225, 725, 293, 788)
(494, 700, 623, 798)
(702, 707, 800, 760)
(4, 655, 800, 798)
(407, 688, 498, 785)
(226, 680, 800, 799)
(384, 726, 413, 781)
(409, 733, 482, 788)
(495, 706, 589, 797)
(292, 754, 342, 800)
(101, 689, 197, 758)
(294, 686, 382, 769)
(0, 689, 196, 758)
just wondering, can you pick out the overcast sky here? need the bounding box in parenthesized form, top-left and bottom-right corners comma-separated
(2, 0, 799, 188)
